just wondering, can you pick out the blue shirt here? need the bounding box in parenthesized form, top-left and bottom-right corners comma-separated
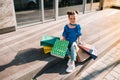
(62, 24, 82, 46)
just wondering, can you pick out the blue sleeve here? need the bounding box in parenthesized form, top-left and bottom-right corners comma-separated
(62, 25, 67, 38)
(77, 24, 82, 37)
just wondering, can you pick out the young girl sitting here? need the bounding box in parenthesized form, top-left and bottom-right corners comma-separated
(61, 10, 82, 73)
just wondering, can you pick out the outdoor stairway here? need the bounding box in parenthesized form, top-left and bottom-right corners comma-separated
(0, 9, 120, 80)
(35, 10, 120, 80)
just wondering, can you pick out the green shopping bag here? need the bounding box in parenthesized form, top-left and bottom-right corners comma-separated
(51, 40, 69, 58)
(40, 35, 60, 47)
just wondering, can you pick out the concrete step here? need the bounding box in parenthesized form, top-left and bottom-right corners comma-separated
(34, 21, 120, 80)
(0, 9, 120, 80)
(76, 41, 120, 80)
(34, 25, 120, 80)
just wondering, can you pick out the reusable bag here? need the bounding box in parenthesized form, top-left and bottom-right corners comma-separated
(78, 43, 97, 60)
(51, 40, 69, 58)
(77, 47, 90, 62)
(43, 46, 52, 54)
(40, 35, 60, 47)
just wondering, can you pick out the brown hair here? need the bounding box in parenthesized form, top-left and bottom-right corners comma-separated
(67, 10, 79, 16)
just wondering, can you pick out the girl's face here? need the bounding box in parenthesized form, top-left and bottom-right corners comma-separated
(68, 14, 77, 24)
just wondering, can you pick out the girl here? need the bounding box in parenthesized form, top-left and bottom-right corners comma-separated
(61, 10, 82, 73)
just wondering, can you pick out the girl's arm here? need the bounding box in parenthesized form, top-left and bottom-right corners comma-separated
(61, 25, 67, 40)
(77, 24, 82, 44)
(78, 36, 82, 44)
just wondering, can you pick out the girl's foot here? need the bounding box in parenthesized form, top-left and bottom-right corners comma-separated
(66, 61, 75, 73)
(67, 59, 71, 66)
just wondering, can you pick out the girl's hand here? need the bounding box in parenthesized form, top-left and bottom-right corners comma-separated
(78, 36, 82, 45)
(78, 41, 83, 45)
(78, 41, 82, 44)
(60, 36, 66, 40)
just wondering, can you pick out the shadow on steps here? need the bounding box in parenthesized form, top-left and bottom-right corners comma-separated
(32, 56, 92, 80)
(0, 48, 50, 72)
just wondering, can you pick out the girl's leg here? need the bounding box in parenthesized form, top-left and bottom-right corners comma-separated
(70, 42, 78, 62)
(66, 42, 78, 73)
(66, 49, 71, 58)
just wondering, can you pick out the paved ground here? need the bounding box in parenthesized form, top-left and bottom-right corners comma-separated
(75, 42, 120, 80)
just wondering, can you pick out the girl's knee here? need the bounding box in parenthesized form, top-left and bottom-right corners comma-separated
(71, 42, 77, 50)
